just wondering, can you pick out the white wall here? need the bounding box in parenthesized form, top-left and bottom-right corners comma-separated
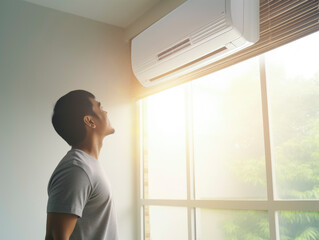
(0, 1, 137, 239)
(125, 0, 186, 40)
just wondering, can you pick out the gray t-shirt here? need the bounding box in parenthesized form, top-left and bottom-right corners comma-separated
(47, 149, 119, 240)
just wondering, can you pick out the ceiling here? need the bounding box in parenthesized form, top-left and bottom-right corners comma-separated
(23, 0, 163, 28)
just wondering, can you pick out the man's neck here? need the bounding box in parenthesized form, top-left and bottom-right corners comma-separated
(72, 137, 103, 160)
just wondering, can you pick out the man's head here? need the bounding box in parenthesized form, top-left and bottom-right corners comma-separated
(52, 90, 114, 147)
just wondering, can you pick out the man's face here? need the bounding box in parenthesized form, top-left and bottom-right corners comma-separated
(89, 98, 115, 136)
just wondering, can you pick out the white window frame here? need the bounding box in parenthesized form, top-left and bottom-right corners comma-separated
(136, 54, 319, 240)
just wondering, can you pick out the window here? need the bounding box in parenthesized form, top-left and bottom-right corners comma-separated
(138, 31, 319, 240)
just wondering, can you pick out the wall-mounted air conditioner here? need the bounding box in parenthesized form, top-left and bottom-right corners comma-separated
(131, 0, 259, 87)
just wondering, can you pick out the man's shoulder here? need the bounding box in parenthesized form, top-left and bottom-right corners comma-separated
(64, 149, 101, 182)
(50, 150, 94, 181)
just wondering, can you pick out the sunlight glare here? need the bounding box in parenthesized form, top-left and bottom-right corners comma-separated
(266, 31, 319, 79)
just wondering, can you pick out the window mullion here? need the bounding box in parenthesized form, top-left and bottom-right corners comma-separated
(141, 100, 151, 240)
(141, 199, 319, 211)
(259, 54, 279, 240)
(137, 101, 144, 240)
(186, 83, 196, 240)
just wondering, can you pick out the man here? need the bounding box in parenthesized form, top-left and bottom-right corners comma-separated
(45, 90, 119, 240)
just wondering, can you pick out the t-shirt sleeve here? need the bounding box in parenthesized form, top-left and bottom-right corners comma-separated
(47, 165, 92, 218)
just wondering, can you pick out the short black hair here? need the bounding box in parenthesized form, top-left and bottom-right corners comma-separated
(52, 90, 98, 146)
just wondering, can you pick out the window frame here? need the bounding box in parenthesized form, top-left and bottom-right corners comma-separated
(137, 53, 319, 240)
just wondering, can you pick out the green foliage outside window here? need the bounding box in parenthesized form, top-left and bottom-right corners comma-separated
(223, 62, 319, 239)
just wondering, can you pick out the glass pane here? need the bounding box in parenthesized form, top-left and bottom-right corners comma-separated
(144, 85, 187, 199)
(144, 206, 188, 240)
(265, 31, 319, 200)
(193, 56, 267, 200)
(196, 208, 269, 240)
(278, 211, 319, 239)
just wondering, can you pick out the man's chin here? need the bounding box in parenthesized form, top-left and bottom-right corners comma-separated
(106, 128, 115, 136)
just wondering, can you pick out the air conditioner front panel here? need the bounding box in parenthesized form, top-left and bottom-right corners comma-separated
(132, 13, 234, 74)
(136, 28, 240, 80)
(131, 0, 259, 87)
(132, 0, 227, 68)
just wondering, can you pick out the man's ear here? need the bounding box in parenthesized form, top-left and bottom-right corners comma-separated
(83, 115, 96, 128)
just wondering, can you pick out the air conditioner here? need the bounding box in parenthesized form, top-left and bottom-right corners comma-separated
(131, 0, 259, 87)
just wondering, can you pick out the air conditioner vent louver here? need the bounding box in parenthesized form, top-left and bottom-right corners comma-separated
(158, 38, 192, 61)
(150, 46, 228, 82)
(191, 15, 228, 44)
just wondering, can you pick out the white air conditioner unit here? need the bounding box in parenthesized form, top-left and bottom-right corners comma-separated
(131, 0, 259, 87)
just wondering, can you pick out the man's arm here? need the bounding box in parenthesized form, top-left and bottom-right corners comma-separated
(45, 212, 78, 240)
